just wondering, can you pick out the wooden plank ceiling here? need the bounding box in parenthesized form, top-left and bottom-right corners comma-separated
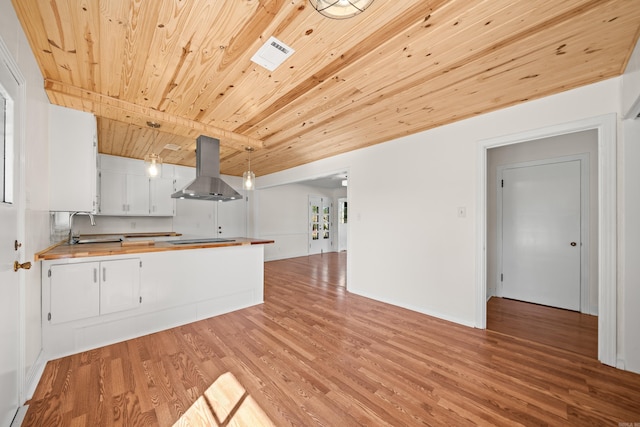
(11, 0, 640, 177)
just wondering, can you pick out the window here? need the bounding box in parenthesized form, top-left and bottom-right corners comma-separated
(0, 86, 14, 204)
(0, 92, 6, 202)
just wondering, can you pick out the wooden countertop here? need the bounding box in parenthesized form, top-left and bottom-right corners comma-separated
(35, 236, 275, 261)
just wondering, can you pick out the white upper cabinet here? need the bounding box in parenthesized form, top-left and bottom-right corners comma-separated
(125, 173, 151, 215)
(98, 169, 150, 216)
(149, 175, 175, 216)
(49, 104, 97, 212)
(98, 170, 127, 215)
(98, 154, 175, 216)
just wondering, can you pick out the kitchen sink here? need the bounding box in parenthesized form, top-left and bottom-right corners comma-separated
(73, 236, 124, 244)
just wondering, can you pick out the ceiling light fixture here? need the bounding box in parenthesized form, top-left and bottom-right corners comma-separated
(144, 122, 162, 178)
(243, 147, 255, 191)
(308, 0, 374, 19)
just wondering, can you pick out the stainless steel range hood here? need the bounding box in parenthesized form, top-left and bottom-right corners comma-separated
(171, 135, 242, 202)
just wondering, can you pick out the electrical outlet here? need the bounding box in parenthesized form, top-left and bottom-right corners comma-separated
(131, 221, 136, 229)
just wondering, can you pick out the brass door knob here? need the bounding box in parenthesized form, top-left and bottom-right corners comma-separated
(14, 261, 32, 272)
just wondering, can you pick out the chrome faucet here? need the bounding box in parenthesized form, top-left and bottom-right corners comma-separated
(68, 211, 96, 244)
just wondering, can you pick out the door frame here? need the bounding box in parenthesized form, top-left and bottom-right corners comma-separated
(475, 114, 617, 367)
(496, 154, 590, 313)
(337, 197, 348, 252)
(0, 36, 27, 418)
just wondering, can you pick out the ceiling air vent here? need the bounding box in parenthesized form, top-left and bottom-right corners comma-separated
(163, 143, 181, 151)
(250, 36, 295, 71)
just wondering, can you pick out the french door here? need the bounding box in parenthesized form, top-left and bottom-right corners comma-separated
(309, 196, 332, 254)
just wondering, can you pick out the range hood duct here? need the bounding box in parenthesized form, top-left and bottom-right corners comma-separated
(171, 135, 242, 202)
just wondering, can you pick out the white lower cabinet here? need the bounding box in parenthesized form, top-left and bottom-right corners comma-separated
(47, 258, 141, 324)
(41, 245, 265, 359)
(100, 259, 142, 314)
(49, 262, 100, 324)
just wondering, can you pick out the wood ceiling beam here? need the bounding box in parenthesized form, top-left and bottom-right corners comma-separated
(44, 79, 264, 151)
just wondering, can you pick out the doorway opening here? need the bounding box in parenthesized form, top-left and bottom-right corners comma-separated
(476, 114, 617, 366)
(486, 144, 598, 358)
(256, 170, 349, 289)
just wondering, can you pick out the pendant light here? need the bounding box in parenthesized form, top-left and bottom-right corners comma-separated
(308, 0, 374, 19)
(144, 153, 162, 178)
(144, 122, 162, 178)
(243, 147, 255, 191)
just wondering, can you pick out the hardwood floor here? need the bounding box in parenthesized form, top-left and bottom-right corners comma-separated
(487, 297, 598, 359)
(24, 252, 640, 426)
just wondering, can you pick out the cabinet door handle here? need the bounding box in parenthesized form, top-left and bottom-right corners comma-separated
(94, 268, 97, 283)
(102, 267, 106, 282)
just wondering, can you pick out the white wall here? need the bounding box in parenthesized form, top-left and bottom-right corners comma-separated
(620, 38, 640, 373)
(73, 214, 174, 236)
(486, 130, 599, 314)
(257, 77, 637, 360)
(1, 0, 51, 398)
(622, 39, 640, 118)
(256, 183, 345, 260)
(621, 118, 640, 373)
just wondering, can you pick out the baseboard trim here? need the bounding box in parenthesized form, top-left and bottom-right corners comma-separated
(24, 350, 47, 401)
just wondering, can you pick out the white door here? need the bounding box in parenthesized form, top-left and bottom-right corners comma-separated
(500, 160, 581, 311)
(309, 196, 322, 254)
(218, 199, 246, 237)
(0, 48, 24, 426)
(338, 198, 348, 251)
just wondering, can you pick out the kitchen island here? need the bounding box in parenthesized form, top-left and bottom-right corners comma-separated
(36, 235, 274, 359)
(35, 235, 274, 260)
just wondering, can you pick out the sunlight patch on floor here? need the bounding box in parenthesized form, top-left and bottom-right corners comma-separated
(173, 372, 275, 427)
